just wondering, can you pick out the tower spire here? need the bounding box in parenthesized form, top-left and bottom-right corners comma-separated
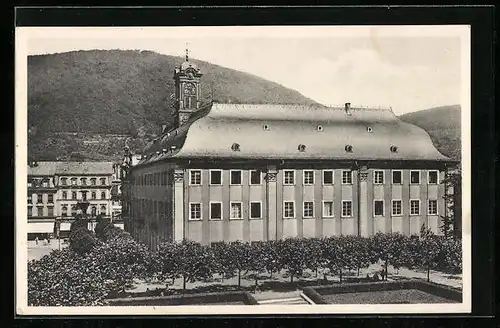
(185, 42, 189, 62)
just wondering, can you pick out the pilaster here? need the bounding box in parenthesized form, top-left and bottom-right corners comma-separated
(173, 169, 185, 242)
(358, 166, 369, 237)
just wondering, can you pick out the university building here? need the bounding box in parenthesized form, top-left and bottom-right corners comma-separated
(121, 54, 457, 250)
(27, 161, 120, 239)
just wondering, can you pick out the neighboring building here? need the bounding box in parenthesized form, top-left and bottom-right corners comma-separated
(121, 53, 457, 250)
(27, 161, 116, 239)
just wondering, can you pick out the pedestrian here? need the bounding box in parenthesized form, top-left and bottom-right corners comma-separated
(35, 237, 38, 245)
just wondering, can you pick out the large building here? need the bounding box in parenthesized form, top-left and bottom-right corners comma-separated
(121, 54, 457, 250)
(27, 161, 118, 239)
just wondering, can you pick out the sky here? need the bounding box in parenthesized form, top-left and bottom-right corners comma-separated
(23, 26, 466, 115)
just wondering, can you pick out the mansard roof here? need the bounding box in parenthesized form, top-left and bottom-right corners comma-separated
(28, 161, 114, 176)
(138, 103, 451, 165)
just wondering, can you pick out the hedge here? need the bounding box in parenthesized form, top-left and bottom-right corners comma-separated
(28, 225, 462, 306)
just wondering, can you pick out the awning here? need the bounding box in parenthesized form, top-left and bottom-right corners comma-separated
(28, 221, 54, 234)
(60, 222, 72, 231)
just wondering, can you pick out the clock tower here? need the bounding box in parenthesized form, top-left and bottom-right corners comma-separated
(173, 48, 203, 127)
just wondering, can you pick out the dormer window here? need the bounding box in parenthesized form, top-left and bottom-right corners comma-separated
(298, 144, 306, 152)
(345, 145, 353, 153)
(316, 124, 324, 132)
(231, 143, 241, 151)
(390, 145, 398, 153)
(367, 127, 373, 133)
(263, 124, 270, 131)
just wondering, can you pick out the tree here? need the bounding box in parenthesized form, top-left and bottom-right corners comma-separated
(177, 240, 215, 290)
(303, 237, 324, 279)
(228, 241, 252, 287)
(415, 227, 441, 282)
(246, 242, 267, 288)
(260, 240, 282, 279)
(211, 241, 237, 283)
(369, 232, 408, 280)
(279, 238, 308, 283)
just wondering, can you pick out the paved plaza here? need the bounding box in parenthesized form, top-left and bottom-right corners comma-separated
(27, 239, 69, 262)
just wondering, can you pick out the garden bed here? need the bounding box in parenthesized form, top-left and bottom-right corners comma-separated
(105, 291, 258, 306)
(302, 280, 462, 304)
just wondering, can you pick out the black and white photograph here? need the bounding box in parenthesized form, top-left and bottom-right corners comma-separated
(15, 25, 471, 315)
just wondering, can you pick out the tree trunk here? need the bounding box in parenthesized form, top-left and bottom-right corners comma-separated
(290, 273, 294, 283)
(357, 267, 360, 276)
(270, 270, 273, 279)
(427, 264, 430, 282)
(384, 260, 389, 281)
(255, 277, 258, 288)
(183, 276, 186, 290)
(315, 267, 318, 278)
(238, 269, 241, 287)
(172, 277, 175, 285)
(339, 268, 342, 284)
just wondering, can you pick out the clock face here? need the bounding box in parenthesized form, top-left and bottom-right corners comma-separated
(184, 83, 196, 95)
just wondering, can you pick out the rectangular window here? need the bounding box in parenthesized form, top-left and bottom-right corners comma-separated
(303, 201, 314, 218)
(322, 201, 334, 217)
(47, 194, 53, 203)
(37, 206, 44, 217)
(283, 201, 295, 218)
(189, 170, 202, 185)
(410, 199, 420, 215)
(342, 170, 353, 184)
(81, 191, 87, 201)
(210, 170, 222, 185)
(392, 200, 402, 216)
(374, 200, 384, 216)
(283, 170, 295, 185)
(71, 192, 77, 200)
(100, 178, 106, 185)
(42, 180, 49, 187)
(303, 170, 315, 185)
(47, 207, 54, 217)
(61, 178, 67, 186)
(230, 170, 242, 185)
(250, 170, 261, 185)
(342, 201, 352, 217)
(374, 170, 384, 184)
(428, 170, 439, 184)
(210, 202, 222, 220)
(189, 203, 202, 220)
(27, 195, 32, 204)
(62, 191, 67, 200)
(410, 170, 420, 184)
(81, 178, 87, 186)
(428, 200, 438, 215)
(90, 178, 96, 185)
(392, 170, 402, 184)
(250, 202, 262, 219)
(323, 170, 334, 185)
(71, 178, 77, 185)
(230, 202, 242, 220)
(28, 207, 32, 216)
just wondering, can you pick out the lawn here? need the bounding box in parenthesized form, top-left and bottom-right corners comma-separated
(320, 289, 455, 304)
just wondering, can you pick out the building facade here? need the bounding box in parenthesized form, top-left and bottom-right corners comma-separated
(27, 161, 117, 239)
(122, 55, 457, 250)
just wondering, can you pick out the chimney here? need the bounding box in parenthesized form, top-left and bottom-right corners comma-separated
(345, 102, 352, 115)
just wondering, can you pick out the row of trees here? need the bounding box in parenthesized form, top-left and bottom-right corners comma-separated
(153, 227, 462, 290)
(28, 217, 462, 306)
